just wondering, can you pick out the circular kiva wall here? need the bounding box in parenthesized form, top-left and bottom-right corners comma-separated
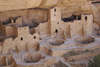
(75, 36, 94, 44)
(23, 53, 42, 63)
(48, 39, 64, 46)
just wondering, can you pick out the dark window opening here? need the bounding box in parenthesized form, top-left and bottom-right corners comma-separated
(78, 16, 81, 20)
(62, 15, 81, 22)
(14, 20, 16, 23)
(21, 37, 23, 41)
(54, 14, 56, 16)
(50, 7, 54, 9)
(34, 36, 36, 39)
(62, 16, 74, 22)
(73, 15, 76, 20)
(57, 22, 59, 24)
(55, 29, 58, 33)
(54, 9, 56, 12)
(85, 16, 87, 21)
(92, 1, 100, 4)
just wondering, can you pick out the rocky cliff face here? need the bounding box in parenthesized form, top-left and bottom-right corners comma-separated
(0, 0, 100, 25)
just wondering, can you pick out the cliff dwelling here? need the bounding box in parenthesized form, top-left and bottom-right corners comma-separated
(0, 0, 100, 67)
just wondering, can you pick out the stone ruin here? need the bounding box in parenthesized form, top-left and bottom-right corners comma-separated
(0, 0, 100, 67)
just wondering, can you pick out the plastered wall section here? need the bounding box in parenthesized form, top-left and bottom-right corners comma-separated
(61, 22, 70, 37)
(70, 20, 83, 36)
(82, 14, 93, 35)
(50, 7, 63, 37)
(38, 22, 50, 36)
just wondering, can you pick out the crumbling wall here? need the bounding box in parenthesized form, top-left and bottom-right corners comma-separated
(5, 26, 15, 37)
(0, 55, 6, 66)
(0, 55, 14, 67)
(0, 22, 6, 36)
(6, 55, 13, 65)
(10, 17, 22, 27)
(68, 50, 100, 60)
(0, 9, 47, 28)
(0, 46, 2, 54)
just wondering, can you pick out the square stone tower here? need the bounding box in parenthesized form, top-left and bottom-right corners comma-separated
(81, 14, 93, 36)
(49, 7, 63, 37)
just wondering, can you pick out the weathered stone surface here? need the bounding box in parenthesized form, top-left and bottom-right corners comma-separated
(0, 9, 47, 27)
(0, 0, 100, 24)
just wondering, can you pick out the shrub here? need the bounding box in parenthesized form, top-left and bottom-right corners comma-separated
(88, 54, 100, 67)
(84, 49, 89, 52)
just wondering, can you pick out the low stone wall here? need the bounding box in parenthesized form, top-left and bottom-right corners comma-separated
(70, 64, 86, 67)
(76, 42, 95, 47)
(69, 49, 100, 60)
(83, 44, 100, 51)
(0, 55, 14, 67)
(16, 64, 43, 67)
(51, 48, 83, 57)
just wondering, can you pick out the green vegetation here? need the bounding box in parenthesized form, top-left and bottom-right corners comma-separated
(91, 50, 94, 52)
(88, 54, 100, 67)
(70, 51, 78, 56)
(84, 49, 89, 52)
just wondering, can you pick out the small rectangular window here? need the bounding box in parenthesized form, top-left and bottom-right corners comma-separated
(34, 36, 36, 39)
(55, 29, 58, 33)
(54, 9, 56, 12)
(78, 16, 81, 20)
(21, 37, 23, 41)
(85, 16, 87, 21)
